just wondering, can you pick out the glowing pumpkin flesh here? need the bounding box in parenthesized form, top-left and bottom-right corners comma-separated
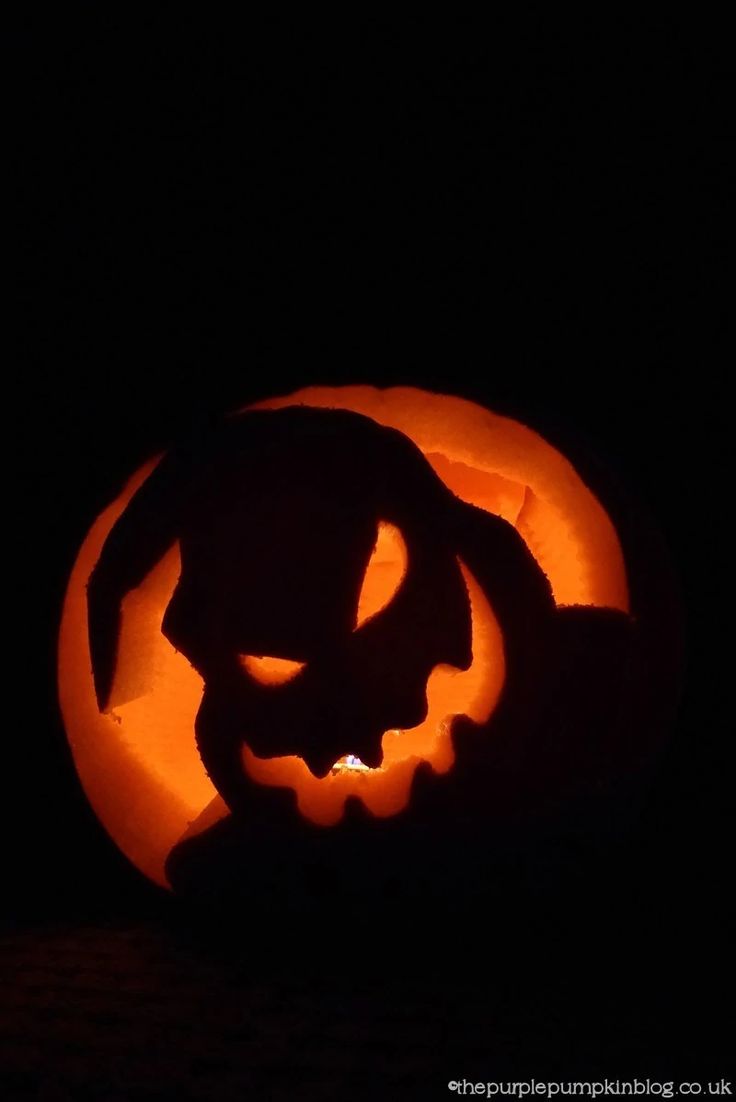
(58, 387, 629, 890)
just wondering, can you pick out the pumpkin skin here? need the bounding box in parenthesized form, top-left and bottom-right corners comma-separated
(58, 386, 675, 898)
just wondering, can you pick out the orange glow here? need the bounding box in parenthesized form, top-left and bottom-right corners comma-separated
(355, 520, 408, 629)
(58, 461, 213, 889)
(58, 386, 628, 889)
(241, 654, 306, 685)
(242, 560, 503, 824)
(253, 387, 629, 612)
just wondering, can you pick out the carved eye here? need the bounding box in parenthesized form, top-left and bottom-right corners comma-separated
(240, 655, 306, 686)
(355, 520, 408, 630)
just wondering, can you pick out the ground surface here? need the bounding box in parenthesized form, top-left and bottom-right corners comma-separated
(2, 902, 731, 1101)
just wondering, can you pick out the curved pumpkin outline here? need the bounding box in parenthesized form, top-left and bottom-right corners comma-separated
(58, 387, 628, 888)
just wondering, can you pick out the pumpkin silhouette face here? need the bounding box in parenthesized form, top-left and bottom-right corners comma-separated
(58, 386, 630, 890)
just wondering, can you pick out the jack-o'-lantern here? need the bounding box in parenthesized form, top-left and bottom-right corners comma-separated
(59, 386, 671, 898)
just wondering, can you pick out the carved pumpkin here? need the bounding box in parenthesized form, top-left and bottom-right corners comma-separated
(58, 386, 638, 893)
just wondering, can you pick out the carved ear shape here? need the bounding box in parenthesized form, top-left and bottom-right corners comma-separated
(87, 444, 198, 712)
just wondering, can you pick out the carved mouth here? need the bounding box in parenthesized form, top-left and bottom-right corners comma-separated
(329, 754, 372, 775)
(304, 740, 384, 779)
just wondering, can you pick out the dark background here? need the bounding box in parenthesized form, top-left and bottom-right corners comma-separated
(5, 21, 732, 1098)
